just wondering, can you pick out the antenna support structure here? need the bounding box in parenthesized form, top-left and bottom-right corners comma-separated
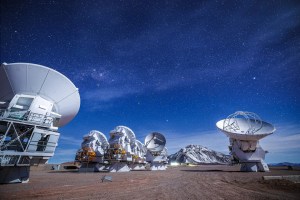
(144, 132, 168, 170)
(216, 111, 275, 172)
(0, 63, 80, 183)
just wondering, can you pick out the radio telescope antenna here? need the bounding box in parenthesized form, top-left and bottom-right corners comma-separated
(129, 139, 147, 171)
(144, 132, 166, 152)
(107, 125, 136, 172)
(216, 111, 275, 172)
(144, 132, 168, 170)
(83, 130, 109, 150)
(75, 130, 109, 172)
(0, 62, 80, 183)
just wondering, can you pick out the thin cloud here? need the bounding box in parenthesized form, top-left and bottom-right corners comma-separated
(59, 135, 82, 146)
(83, 87, 139, 102)
(261, 133, 300, 153)
(261, 123, 300, 157)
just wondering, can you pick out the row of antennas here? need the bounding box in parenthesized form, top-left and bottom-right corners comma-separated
(75, 126, 168, 172)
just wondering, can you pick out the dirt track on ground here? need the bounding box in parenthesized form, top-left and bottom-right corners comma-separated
(0, 165, 299, 200)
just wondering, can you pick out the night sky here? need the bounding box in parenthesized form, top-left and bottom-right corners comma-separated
(1, 0, 300, 163)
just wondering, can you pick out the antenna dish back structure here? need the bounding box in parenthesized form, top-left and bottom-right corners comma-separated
(216, 111, 275, 172)
(129, 140, 147, 170)
(0, 62, 80, 183)
(135, 140, 147, 155)
(107, 125, 136, 172)
(111, 125, 136, 145)
(75, 130, 109, 172)
(145, 132, 168, 170)
(85, 130, 109, 149)
(74, 127, 168, 172)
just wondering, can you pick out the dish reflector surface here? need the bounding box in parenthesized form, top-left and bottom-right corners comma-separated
(0, 63, 80, 126)
(145, 132, 166, 152)
(216, 111, 275, 141)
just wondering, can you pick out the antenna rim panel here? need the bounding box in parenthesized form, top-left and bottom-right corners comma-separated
(89, 130, 109, 149)
(224, 111, 263, 135)
(112, 126, 136, 144)
(216, 119, 275, 141)
(135, 140, 147, 154)
(0, 62, 80, 127)
(144, 132, 166, 152)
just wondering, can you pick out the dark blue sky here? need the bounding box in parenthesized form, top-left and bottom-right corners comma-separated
(1, 0, 300, 163)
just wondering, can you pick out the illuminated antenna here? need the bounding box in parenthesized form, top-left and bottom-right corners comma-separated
(0, 63, 80, 183)
(106, 125, 136, 172)
(144, 132, 168, 170)
(216, 111, 275, 172)
(75, 130, 109, 172)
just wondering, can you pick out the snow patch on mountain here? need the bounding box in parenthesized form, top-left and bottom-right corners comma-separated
(168, 144, 230, 164)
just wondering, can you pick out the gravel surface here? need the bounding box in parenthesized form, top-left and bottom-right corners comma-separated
(0, 165, 299, 200)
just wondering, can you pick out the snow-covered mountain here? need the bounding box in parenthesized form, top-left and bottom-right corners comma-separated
(268, 162, 300, 167)
(168, 144, 230, 164)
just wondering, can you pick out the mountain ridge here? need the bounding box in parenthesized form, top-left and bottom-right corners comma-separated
(268, 162, 300, 167)
(168, 144, 230, 164)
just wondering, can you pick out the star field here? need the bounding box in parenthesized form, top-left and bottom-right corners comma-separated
(1, 0, 300, 163)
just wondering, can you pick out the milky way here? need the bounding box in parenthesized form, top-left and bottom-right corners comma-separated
(1, 0, 300, 163)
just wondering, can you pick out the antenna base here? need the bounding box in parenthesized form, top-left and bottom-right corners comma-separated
(240, 160, 270, 172)
(0, 166, 30, 183)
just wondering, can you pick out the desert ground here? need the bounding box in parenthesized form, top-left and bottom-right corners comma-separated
(0, 164, 299, 200)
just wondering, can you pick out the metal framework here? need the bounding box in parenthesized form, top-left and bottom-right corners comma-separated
(217, 111, 275, 172)
(223, 111, 263, 135)
(0, 62, 80, 183)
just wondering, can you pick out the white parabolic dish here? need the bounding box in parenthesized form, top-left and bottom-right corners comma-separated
(0, 63, 80, 127)
(86, 130, 109, 149)
(145, 132, 166, 152)
(110, 125, 136, 145)
(216, 119, 275, 141)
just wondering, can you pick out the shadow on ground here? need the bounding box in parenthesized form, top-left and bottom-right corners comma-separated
(180, 169, 240, 172)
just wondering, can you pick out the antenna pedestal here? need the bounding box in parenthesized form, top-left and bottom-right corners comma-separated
(129, 163, 146, 170)
(145, 151, 168, 170)
(109, 162, 131, 172)
(230, 139, 269, 172)
(147, 162, 167, 171)
(239, 160, 269, 172)
(0, 166, 30, 183)
(240, 163, 258, 172)
(216, 111, 275, 173)
(0, 120, 60, 183)
(78, 162, 108, 172)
